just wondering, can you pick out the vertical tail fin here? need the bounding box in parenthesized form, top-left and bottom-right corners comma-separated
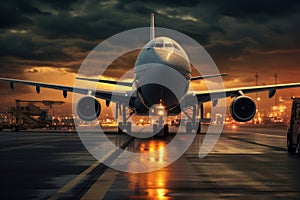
(150, 13, 155, 41)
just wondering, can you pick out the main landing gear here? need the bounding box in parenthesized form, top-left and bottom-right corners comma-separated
(116, 104, 132, 134)
(183, 103, 203, 134)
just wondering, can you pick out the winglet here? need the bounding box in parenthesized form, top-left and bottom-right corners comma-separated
(150, 13, 155, 41)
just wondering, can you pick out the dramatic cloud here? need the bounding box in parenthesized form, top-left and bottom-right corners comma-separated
(0, 0, 299, 107)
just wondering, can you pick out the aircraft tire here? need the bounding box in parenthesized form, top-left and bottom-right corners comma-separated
(287, 131, 296, 154)
(127, 122, 132, 134)
(196, 123, 201, 134)
(153, 124, 158, 135)
(186, 122, 192, 134)
(163, 124, 169, 136)
(11, 126, 19, 132)
(118, 122, 123, 133)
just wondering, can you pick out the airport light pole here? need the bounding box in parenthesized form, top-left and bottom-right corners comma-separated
(255, 72, 260, 123)
(274, 73, 278, 106)
(255, 72, 259, 106)
(255, 72, 259, 100)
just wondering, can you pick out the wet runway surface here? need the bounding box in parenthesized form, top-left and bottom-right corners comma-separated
(0, 126, 300, 199)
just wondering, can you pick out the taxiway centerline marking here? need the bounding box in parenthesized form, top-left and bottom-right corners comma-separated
(81, 168, 118, 200)
(48, 149, 115, 200)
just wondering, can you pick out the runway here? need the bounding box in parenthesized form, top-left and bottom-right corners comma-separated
(0, 126, 300, 199)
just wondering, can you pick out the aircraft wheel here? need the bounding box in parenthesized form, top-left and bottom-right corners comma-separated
(196, 123, 201, 134)
(287, 131, 296, 154)
(186, 122, 192, 134)
(11, 126, 19, 132)
(127, 122, 132, 134)
(158, 129, 164, 137)
(118, 122, 123, 133)
(153, 124, 158, 135)
(163, 124, 169, 136)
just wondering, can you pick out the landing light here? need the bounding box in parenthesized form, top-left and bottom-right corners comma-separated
(158, 110, 165, 116)
(149, 104, 167, 124)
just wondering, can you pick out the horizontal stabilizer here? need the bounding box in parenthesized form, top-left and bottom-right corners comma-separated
(191, 73, 228, 81)
(76, 77, 133, 87)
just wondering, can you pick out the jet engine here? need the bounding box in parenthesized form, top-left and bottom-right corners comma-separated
(76, 96, 101, 121)
(230, 96, 256, 122)
(134, 99, 149, 115)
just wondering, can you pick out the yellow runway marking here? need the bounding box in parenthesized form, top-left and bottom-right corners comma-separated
(81, 169, 118, 200)
(48, 149, 115, 200)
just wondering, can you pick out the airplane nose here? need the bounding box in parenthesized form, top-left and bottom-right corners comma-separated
(135, 63, 189, 110)
(138, 83, 179, 109)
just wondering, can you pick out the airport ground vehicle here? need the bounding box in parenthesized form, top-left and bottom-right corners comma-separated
(0, 99, 65, 131)
(287, 97, 300, 154)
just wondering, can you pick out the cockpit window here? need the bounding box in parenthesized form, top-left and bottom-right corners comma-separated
(155, 43, 163, 48)
(165, 43, 172, 48)
(173, 44, 180, 50)
(147, 43, 155, 50)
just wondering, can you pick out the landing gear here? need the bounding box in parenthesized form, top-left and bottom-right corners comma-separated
(116, 104, 132, 134)
(118, 122, 132, 133)
(196, 123, 201, 134)
(184, 104, 203, 134)
(163, 124, 169, 136)
(186, 121, 192, 133)
(152, 124, 168, 137)
(152, 115, 169, 137)
(11, 126, 19, 132)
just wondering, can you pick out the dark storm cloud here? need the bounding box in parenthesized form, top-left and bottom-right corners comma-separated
(0, 0, 300, 83)
(199, 0, 300, 19)
(36, 0, 78, 10)
(117, 0, 200, 8)
(0, 1, 51, 28)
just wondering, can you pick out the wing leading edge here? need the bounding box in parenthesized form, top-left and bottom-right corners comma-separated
(0, 77, 300, 108)
(190, 73, 228, 81)
(0, 77, 134, 104)
(76, 77, 133, 87)
(188, 82, 300, 103)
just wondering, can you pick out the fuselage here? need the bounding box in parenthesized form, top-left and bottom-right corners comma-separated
(133, 37, 191, 115)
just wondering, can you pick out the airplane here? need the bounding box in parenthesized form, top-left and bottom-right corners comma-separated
(0, 13, 300, 136)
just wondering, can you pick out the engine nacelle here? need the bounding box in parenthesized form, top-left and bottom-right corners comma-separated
(76, 96, 101, 121)
(134, 99, 149, 115)
(230, 96, 256, 122)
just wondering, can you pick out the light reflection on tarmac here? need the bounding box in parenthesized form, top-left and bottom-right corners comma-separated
(127, 139, 170, 200)
(0, 126, 300, 199)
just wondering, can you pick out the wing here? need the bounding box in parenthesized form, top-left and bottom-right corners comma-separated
(0, 77, 135, 104)
(185, 82, 300, 103)
(190, 73, 228, 81)
(76, 77, 133, 87)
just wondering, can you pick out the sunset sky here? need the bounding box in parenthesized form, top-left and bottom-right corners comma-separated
(0, 0, 300, 115)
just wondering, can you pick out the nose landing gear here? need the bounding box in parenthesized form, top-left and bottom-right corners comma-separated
(153, 116, 169, 137)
